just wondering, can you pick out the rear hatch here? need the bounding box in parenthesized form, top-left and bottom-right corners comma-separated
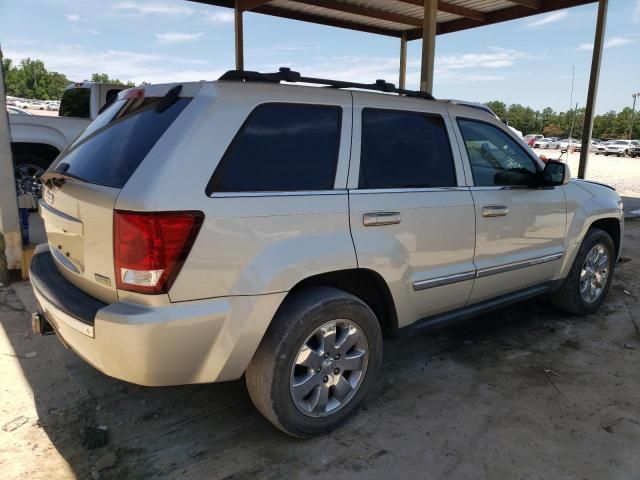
(40, 86, 192, 304)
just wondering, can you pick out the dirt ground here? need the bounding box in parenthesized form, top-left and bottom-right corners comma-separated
(1, 217, 639, 479)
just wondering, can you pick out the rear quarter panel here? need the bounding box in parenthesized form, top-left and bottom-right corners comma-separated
(116, 82, 357, 301)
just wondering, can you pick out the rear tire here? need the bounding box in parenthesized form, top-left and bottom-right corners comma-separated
(245, 286, 383, 438)
(550, 228, 615, 315)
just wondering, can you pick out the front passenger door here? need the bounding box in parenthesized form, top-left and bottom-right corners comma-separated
(453, 116, 567, 304)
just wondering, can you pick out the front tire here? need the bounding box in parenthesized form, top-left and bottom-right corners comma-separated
(245, 286, 383, 438)
(551, 228, 615, 315)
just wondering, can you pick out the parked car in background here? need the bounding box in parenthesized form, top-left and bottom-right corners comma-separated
(7, 106, 33, 115)
(29, 71, 623, 438)
(629, 142, 640, 158)
(557, 138, 580, 150)
(595, 141, 611, 155)
(534, 138, 559, 149)
(17, 100, 42, 110)
(524, 134, 543, 147)
(604, 140, 634, 157)
(8, 82, 127, 198)
(44, 101, 60, 111)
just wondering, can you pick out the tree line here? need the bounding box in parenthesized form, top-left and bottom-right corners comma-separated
(2, 57, 134, 100)
(486, 101, 639, 141)
(2, 57, 638, 139)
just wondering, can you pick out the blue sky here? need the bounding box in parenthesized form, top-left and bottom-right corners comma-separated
(1, 0, 639, 113)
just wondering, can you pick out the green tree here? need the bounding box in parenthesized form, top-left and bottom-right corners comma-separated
(90, 72, 135, 87)
(3, 57, 71, 100)
(485, 100, 507, 121)
(543, 123, 563, 137)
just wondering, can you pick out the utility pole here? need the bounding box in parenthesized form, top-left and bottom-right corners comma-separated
(569, 102, 579, 141)
(630, 92, 639, 140)
(568, 65, 575, 116)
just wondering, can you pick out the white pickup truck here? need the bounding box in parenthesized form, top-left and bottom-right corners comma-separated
(9, 82, 127, 197)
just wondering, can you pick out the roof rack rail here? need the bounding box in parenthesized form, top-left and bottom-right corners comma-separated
(218, 67, 435, 100)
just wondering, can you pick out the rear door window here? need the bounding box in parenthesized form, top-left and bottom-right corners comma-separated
(359, 109, 456, 189)
(52, 96, 190, 189)
(207, 103, 341, 193)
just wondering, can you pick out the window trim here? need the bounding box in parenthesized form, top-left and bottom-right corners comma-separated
(357, 107, 458, 191)
(455, 116, 543, 188)
(206, 102, 343, 196)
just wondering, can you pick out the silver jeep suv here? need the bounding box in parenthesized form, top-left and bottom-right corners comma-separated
(30, 69, 623, 437)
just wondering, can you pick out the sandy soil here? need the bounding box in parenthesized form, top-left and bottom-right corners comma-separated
(1, 219, 639, 479)
(533, 148, 640, 199)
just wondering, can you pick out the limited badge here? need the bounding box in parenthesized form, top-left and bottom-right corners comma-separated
(94, 274, 112, 287)
(45, 189, 54, 205)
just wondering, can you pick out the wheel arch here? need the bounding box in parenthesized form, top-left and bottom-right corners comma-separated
(287, 268, 399, 338)
(589, 217, 621, 259)
(12, 142, 61, 165)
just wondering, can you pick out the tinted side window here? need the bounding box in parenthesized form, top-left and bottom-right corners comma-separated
(208, 103, 341, 193)
(104, 89, 121, 109)
(457, 119, 538, 187)
(59, 88, 91, 118)
(359, 109, 456, 189)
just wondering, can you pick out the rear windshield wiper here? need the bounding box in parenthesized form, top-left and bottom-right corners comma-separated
(155, 85, 182, 113)
(41, 163, 85, 188)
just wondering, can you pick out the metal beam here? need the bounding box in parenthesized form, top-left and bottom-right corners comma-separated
(437, 1, 485, 21)
(407, 0, 598, 38)
(507, 0, 541, 9)
(254, 4, 402, 37)
(397, 0, 485, 22)
(578, 0, 607, 179)
(286, 0, 423, 27)
(234, 1, 244, 70)
(237, 0, 270, 11)
(399, 32, 407, 89)
(420, 0, 437, 93)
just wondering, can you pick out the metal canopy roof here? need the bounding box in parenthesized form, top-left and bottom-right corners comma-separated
(191, 0, 597, 39)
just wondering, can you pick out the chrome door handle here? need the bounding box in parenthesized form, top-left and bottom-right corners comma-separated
(482, 205, 509, 217)
(363, 212, 401, 226)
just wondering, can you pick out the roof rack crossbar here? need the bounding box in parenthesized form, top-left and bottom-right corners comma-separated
(218, 67, 435, 100)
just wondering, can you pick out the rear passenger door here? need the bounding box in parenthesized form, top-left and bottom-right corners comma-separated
(348, 93, 477, 328)
(449, 108, 567, 304)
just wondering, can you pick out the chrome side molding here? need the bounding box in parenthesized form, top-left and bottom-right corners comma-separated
(413, 271, 476, 291)
(412, 252, 564, 291)
(476, 252, 564, 278)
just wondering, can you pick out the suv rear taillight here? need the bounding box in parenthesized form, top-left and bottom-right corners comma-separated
(114, 210, 204, 294)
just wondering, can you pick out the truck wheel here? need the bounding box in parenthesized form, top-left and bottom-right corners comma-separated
(246, 286, 383, 438)
(14, 153, 50, 199)
(550, 228, 615, 315)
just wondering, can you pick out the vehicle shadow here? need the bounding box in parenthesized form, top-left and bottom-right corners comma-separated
(1, 253, 638, 480)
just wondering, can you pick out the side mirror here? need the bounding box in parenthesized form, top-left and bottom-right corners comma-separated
(542, 160, 570, 186)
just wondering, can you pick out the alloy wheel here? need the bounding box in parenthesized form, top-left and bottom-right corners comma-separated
(290, 320, 369, 417)
(580, 243, 609, 304)
(15, 163, 45, 198)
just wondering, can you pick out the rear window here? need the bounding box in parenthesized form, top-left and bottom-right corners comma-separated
(207, 103, 341, 193)
(59, 88, 91, 118)
(52, 96, 190, 189)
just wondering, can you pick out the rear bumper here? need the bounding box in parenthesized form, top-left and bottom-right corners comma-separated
(30, 247, 286, 386)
